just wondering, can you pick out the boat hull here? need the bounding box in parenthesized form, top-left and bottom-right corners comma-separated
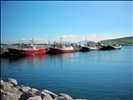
(19, 48, 46, 55)
(111, 46, 121, 49)
(107, 45, 121, 50)
(8, 48, 21, 55)
(100, 45, 121, 50)
(50, 48, 74, 54)
(81, 46, 97, 51)
(99, 46, 109, 50)
(8, 48, 46, 56)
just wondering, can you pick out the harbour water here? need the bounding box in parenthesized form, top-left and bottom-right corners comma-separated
(1, 46, 133, 100)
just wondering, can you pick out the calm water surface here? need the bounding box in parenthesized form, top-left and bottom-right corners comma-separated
(1, 46, 133, 100)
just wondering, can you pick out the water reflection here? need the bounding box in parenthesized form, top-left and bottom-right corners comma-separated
(1, 55, 46, 68)
(24, 55, 46, 67)
(50, 53, 74, 59)
(47, 53, 75, 68)
(1, 53, 74, 69)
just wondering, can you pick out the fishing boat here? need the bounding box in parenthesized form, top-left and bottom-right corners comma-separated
(8, 39, 46, 56)
(100, 45, 121, 50)
(100, 44, 121, 50)
(81, 45, 97, 51)
(19, 45, 46, 55)
(81, 36, 97, 51)
(99, 40, 121, 50)
(49, 37, 74, 54)
(50, 44, 74, 54)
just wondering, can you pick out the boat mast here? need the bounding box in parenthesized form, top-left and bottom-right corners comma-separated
(30, 38, 34, 45)
(92, 38, 95, 46)
(60, 37, 62, 44)
(85, 36, 87, 46)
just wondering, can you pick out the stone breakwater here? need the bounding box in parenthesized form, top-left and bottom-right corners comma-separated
(1, 78, 85, 100)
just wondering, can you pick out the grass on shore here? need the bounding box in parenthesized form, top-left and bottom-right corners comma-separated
(100, 36, 133, 46)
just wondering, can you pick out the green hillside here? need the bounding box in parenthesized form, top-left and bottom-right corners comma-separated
(100, 36, 133, 46)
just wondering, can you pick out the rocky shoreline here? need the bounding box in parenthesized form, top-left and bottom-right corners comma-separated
(1, 78, 84, 100)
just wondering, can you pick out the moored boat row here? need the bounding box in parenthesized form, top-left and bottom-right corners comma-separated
(80, 37, 121, 51)
(1, 44, 121, 57)
(7, 44, 121, 56)
(1, 38, 122, 57)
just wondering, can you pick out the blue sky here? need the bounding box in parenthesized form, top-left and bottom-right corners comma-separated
(1, 1, 132, 44)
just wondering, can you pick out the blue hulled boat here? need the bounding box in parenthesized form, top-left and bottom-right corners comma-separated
(81, 46, 97, 51)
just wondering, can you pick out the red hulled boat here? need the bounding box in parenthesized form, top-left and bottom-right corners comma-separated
(19, 45, 46, 55)
(50, 44, 74, 54)
(8, 39, 46, 56)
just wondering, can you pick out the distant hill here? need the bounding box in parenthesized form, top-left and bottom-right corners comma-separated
(100, 36, 133, 46)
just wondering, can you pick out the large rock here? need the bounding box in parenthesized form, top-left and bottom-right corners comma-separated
(42, 89, 58, 98)
(1, 81, 23, 100)
(43, 95, 53, 100)
(20, 86, 31, 92)
(2, 92, 18, 100)
(54, 93, 73, 100)
(59, 93, 73, 100)
(40, 91, 47, 98)
(27, 96, 42, 100)
(1, 82, 14, 92)
(1, 88, 22, 100)
(21, 91, 35, 100)
(8, 78, 18, 86)
(2, 82, 22, 93)
(54, 96, 67, 100)
(41, 92, 53, 100)
(29, 88, 41, 96)
(21, 88, 41, 100)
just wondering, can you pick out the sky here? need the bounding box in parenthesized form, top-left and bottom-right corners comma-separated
(1, 1, 132, 44)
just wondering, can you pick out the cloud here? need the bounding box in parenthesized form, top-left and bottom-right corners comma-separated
(7, 38, 46, 44)
(91, 34, 96, 38)
(57, 34, 104, 43)
(56, 35, 85, 43)
(5, 35, 101, 44)
(62, 35, 67, 38)
(22, 38, 26, 41)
